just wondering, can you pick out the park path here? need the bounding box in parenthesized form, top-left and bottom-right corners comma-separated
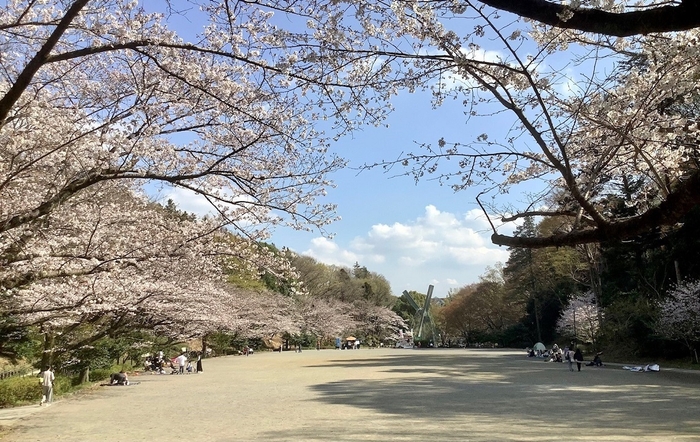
(2, 348, 700, 441)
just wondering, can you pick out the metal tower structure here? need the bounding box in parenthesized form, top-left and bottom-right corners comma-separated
(401, 285, 436, 343)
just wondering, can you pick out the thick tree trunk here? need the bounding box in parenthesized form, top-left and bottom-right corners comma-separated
(40, 333, 54, 370)
(78, 367, 90, 384)
(492, 171, 700, 248)
(534, 297, 542, 343)
(585, 244, 605, 335)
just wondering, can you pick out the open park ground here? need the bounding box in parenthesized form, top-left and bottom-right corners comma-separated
(2, 348, 700, 441)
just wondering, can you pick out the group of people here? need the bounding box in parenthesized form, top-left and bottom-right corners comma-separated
(37, 350, 207, 407)
(340, 340, 361, 350)
(527, 344, 598, 372)
(144, 351, 204, 375)
(143, 351, 169, 374)
(171, 352, 204, 374)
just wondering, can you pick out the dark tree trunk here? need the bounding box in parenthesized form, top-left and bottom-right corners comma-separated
(40, 333, 54, 370)
(78, 366, 90, 384)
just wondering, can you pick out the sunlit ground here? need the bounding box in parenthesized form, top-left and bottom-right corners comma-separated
(3, 348, 700, 441)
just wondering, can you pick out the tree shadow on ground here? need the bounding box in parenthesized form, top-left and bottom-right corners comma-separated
(264, 351, 700, 441)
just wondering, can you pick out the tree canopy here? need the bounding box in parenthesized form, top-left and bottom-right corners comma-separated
(0, 0, 402, 360)
(4, 0, 700, 364)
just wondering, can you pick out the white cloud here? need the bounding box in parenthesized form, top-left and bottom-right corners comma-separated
(154, 185, 266, 229)
(161, 187, 215, 217)
(300, 205, 510, 296)
(302, 237, 359, 267)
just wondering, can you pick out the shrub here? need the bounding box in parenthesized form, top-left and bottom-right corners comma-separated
(0, 363, 138, 407)
(53, 375, 76, 393)
(0, 376, 41, 407)
(89, 368, 113, 383)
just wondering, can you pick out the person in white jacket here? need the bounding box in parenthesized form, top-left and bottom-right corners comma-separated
(40, 366, 55, 406)
(176, 354, 187, 374)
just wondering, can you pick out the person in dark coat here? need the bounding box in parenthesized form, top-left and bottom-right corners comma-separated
(110, 371, 129, 385)
(196, 353, 203, 373)
(573, 348, 584, 372)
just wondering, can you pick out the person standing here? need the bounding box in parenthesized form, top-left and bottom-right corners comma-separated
(176, 353, 187, 374)
(196, 353, 203, 373)
(565, 348, 574, 372)
(40, 366, 54, 406)
(574, 348, 584, 372)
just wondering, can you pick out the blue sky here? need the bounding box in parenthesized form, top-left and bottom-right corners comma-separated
(267, 93, 515, 297)
(166, 88, 518, 297)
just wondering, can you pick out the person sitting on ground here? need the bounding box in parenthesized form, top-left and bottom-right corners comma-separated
(110, 371, 130, 386)
(551, 344, 563, 363)
(593, 352, 603, 366)
(155, 357, 165, 374)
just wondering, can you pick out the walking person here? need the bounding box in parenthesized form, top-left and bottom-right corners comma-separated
(565, 348, 574, 372)
(40, 366, 54, 406)
(574, 348, 584, 372)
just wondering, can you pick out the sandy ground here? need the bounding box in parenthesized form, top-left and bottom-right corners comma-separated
(2, 348, 700, 442)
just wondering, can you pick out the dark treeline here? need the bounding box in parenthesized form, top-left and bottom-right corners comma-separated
(435, 209, 700, 363)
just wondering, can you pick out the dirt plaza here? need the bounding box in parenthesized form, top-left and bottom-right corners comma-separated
(2, 348, 700, 441)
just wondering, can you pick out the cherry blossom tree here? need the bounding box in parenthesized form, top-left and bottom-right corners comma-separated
(0, 0, 402, 238)
(0, 0, 400, 359)
(657, 280, 700, 363)
(556, 291, 601, 347)
(8, 0, 700, 363)
(1, 180, 304, 365)
(292, 297, 357, 339)
(350, 302, 407, 345)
